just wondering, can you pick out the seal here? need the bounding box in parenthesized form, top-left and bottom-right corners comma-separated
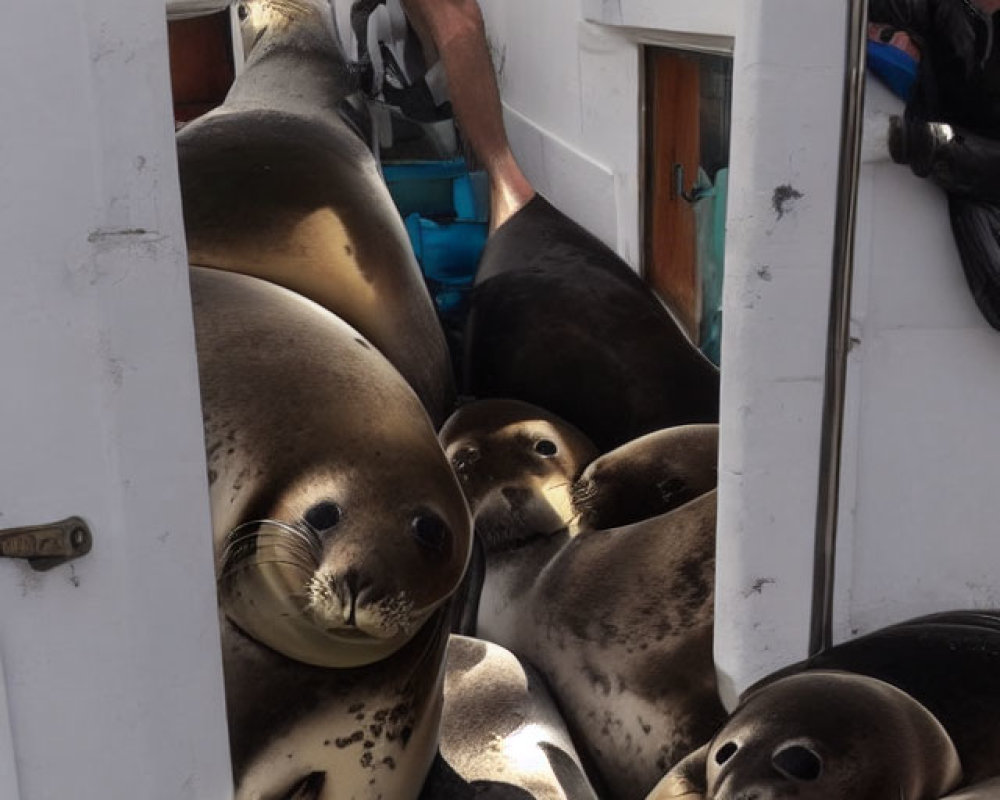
(177, 0, 455, 425)
(764, 610, 1000, 786)
(419, 635, 600, 800)
(645, 670, 963, 800)
(463, 195, 720, 451)
(191, 266, 471, 669)
(222, 609, 450, 800)
(442, 402, 722, 796)
(438, 399, 599, 639)
(571, 424, 719, 531)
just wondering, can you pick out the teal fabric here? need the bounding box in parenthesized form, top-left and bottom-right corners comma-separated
(694, 167, 727, 365)
(383, 160, 489, 314)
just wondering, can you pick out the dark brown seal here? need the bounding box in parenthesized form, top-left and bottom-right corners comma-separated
(463, 195, 719, 451)
(647, 670, 962, 800)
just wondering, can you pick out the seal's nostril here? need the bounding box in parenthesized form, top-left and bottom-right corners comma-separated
(772, 744, 823, 781)
(715, 741, 738, 765)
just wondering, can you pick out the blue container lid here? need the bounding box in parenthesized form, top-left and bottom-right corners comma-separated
(867, 40, 918, 102)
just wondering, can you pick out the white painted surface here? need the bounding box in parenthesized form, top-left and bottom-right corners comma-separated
(581, 0, 738, 38)
(0, 1, 231, 798)
(713, 0, 848, 707)
(834, 79, 1000, 639)
(0, 659, 20, 799)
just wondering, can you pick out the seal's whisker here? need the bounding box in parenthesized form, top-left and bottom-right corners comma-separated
(219, 558, 316, 580)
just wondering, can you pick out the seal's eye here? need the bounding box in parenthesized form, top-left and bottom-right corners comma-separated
(411, 514, 448, 552)
(714, 741, 738, 765)
(772, 744, 822, 782)
(452, 445, 481, 471)
(534, 439, 558, 457)
(238, 3, 249, 21)
(304, 501, 342, 533)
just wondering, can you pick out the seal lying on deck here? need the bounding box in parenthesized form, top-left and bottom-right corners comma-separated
(463, 195, 720, 451)
(178, 0, 455, 425)
(191, 268, 471, 798)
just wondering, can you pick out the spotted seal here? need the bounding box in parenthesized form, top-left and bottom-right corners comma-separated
(191, 267, 471, 798)
(192, 266, 471, 668)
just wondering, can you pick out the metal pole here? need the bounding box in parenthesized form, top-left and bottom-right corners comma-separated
(809, 0, 870, 658)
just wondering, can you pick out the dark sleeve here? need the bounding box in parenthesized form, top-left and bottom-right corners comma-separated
(869, 0, 935, 36)
(870, 0, 979, 75)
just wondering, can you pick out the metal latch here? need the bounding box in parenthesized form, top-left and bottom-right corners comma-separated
(0, 517, 93, 572)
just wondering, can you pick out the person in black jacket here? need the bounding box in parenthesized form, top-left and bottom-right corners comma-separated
(871, 0, 1000, 326)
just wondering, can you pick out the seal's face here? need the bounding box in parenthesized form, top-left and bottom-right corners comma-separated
(440, 400, 598, 553)
(690, 672, 962, 800)
(217, 458, 471, 669)
(237, 0, 338, 59)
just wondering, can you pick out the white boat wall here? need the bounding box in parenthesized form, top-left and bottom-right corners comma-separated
(0, 1, 231, 798)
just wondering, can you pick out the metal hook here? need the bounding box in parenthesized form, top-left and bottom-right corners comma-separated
(673, 163, 712, 203)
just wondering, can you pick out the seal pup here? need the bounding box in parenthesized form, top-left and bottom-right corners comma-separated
(763, 610, 1000, 785)
(572, 424, 719, 531)
(464, 195, 720, 451)
(419, 635, 599, 800)
(644, 670, 963, 800)
(177, 0, 455, 425)
(192, 266, 471, 669)
(223, 609, 450, 800)
(438, 399, 599, 641)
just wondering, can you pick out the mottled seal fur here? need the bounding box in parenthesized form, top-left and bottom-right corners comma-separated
(178, 0, 455, 424)
(223, 610, 449, 800)
(192, 266, 472, 798)
(192, 266, 471, 669)
(646, 670, 963, 800)
(464, 195, 719, 451)
(515, 492, 723, 799)
(419, 635, 599, 800)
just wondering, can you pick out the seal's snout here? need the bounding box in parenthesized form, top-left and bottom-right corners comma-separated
(770, 742, 822, 783)
(322, 568, 375, 626)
